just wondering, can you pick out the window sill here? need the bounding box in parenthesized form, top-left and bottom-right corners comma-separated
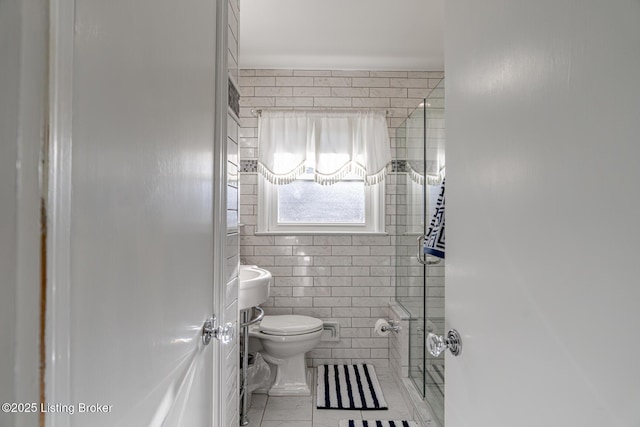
(254, 231, 389, 236)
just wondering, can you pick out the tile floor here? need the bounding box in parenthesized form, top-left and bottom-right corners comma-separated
(244, 367, 414, 427)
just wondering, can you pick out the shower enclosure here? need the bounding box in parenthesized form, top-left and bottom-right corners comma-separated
(394, 79, 445, 425)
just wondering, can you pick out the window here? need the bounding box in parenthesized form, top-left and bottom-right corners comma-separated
(258, 165, 385, 234)
(256, 110, 390, 234)
(278, 168, 364, 224)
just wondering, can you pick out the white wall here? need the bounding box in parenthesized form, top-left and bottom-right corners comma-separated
(446, 1, 640, 425)
(0, 1, 47, 426)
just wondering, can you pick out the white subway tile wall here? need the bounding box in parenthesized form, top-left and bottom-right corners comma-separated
(228, 0, 239, 84)
(239, 69, 443, 368)
(224, 2, 240, 427)
(388, 303, 410, 379)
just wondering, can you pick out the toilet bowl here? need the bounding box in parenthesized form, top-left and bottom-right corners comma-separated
(249, 314, 323, 396)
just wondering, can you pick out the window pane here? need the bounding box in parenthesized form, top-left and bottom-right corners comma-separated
(277, 180, 365, 223)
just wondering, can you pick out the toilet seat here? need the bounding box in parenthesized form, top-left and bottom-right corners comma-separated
(259, 315, 323, 336)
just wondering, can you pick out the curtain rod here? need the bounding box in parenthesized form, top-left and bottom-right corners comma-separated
(251, 108, 391, 117)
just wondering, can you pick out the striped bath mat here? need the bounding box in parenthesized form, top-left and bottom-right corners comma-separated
(339, 421, 419, 427)
(317, 364, 388, 410)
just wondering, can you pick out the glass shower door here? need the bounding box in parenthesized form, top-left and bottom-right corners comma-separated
(395, 78, 445, 426)
(422, 79, 445, 424)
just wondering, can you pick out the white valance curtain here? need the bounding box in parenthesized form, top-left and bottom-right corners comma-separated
(257, 111, 391, 185)
(408, 163, 446, 186)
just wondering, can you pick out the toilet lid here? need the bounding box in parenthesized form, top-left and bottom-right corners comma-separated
(259, 315, 323, 336)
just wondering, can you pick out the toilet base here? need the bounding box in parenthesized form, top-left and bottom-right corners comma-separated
(259, 351, 313, 396)
(267, 369, 313, 396)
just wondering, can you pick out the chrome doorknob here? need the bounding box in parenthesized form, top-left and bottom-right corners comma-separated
(202, 316, 235, 345)
(427, 329, 462, 357)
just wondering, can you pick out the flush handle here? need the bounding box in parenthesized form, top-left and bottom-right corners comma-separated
(202, 316, 234, 346)
(427, 329, 462, 357)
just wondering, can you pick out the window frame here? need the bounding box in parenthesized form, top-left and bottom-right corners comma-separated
(257, 174, 386, 235)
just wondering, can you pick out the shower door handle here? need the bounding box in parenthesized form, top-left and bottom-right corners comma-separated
(417, 235, 442, 265)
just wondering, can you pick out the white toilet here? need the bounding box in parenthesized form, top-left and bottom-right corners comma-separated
(249, 314, 323, 396)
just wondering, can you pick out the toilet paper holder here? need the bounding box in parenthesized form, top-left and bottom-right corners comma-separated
(378, 319, 400, 333)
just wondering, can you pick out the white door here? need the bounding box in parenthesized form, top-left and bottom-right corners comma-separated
(445, 1, 640, 426)
(46, 0, 223, 426)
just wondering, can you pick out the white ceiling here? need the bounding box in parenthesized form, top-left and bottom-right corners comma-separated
(239, 0, 444, 71)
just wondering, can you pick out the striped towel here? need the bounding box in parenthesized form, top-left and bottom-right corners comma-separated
(339, 421, 419, 427)
(317, 364, 387, 410)
(424, 178, 445, 259)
